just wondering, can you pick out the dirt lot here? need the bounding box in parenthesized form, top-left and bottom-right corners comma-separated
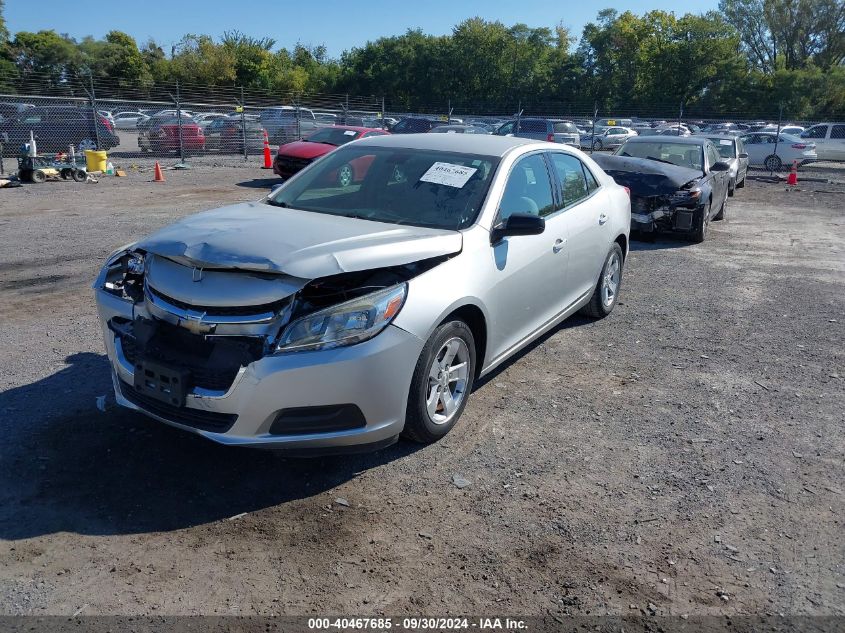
(0, 162, 843, 619)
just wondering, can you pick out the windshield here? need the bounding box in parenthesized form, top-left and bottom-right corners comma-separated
(267, 146, 500, 230)
(708, 137, 736, 158)
(617, 141, 703, 170)
(306, 127, 361, 146)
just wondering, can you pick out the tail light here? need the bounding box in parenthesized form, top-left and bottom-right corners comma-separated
(547, 133, 555, 142)
(98, 115, 113, 132)
(791, 143, 807, 149)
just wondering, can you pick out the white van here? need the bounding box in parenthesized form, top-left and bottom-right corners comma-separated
(801, 123, 845, 160)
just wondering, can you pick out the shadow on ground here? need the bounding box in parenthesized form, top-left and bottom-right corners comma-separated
(0, 311, 596, 541)
(235, 178, 279, 189)
(0, 352, 418, 540)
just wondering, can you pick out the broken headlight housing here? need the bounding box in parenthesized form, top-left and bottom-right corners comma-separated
(95, 246, 145, 302)
(276, 283, 407, 353)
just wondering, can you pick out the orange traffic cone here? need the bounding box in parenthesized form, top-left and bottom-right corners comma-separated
(153, 161, 165, 182)
(261, 131, 272, 169)
(786, 160, 798, 187)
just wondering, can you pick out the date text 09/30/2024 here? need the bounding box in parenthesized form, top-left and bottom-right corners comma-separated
(307, 618, 528, 631)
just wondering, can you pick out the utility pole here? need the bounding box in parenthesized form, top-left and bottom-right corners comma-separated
(771, 103, 783, 175)
(89, 74, 101, 151)
(678, 100, 684, 136)
(175, 80, 185, 165)
(590, 102, 598, 153)
(240, 85, 247, 161)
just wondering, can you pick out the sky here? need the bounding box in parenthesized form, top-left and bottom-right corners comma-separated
(4, 0, 720, 57)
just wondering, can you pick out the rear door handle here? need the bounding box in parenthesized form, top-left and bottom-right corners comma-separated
(552, 238, 566, 253)
(598, 213, 608, 225)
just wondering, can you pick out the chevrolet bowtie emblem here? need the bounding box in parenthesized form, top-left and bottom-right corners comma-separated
(192, 267, 203, 282)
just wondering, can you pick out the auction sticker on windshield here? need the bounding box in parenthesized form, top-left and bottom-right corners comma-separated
(419, 162, 477, 188)
(720, 140, 733, 145)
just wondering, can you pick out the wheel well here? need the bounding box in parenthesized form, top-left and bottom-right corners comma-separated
(615, 234, 628, 260)
(441, 305, 487, 378)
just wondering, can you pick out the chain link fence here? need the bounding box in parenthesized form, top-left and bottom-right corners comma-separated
(0, 70, 841, 175)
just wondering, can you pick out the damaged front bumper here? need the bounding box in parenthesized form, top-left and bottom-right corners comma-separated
(95, 287, 424, 452)
(630, 200, 703, 234)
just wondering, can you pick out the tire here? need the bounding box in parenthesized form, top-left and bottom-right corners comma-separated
(60, 169, 70, 180)
(580, 243, 624, 319)
(690, 201, 711, 243)
(736, 175, 746, 189)
(713, 191, 728, 220)
(338, 163, 354, 187)
(403, 320, 476, 444)
(32, 169, 47, 184)
(728, 178, 735, 197)
(592, 138, 603, 151)
(764, 154, 782, 171)
(71, 169, 87, 182)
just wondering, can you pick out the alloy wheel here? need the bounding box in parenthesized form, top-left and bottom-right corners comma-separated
(426, 337, 470, 425)
(601, 252, 621, 308)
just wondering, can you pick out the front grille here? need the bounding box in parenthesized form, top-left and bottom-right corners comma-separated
(275, 156, 312, 174)
(146, 284, 287, 318)
(119, 379, 237, 433)
(117, 321, 264, 392)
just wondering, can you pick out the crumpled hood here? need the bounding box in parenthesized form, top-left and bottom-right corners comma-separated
(136, 202, 463, 279)
(592, 154, 701, 196)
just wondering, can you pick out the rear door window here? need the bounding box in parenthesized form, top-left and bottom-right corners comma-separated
(519, 120, 547, 134)
(548, 153, 590, 209)
(802, 125, 828, 139)
(831, 125, 845, 139)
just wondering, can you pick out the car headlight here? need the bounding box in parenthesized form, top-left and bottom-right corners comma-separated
(94, 246, 145, 301)
(276, 283, 407, 353)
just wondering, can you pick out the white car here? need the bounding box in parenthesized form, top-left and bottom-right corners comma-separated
(113, 111, 150, 129)
(739, 132, 818, 170)
(800, 123, 845, 161)
(581, 126, 638, 151)
(760, 125, 804, 136)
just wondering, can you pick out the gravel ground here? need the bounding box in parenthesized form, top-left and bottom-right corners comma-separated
(0, 164, 843, 619)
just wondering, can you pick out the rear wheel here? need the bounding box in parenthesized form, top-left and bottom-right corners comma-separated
(736, 175, 746, 189)
(580, 243, 624, 319)
(764, 154, 782, 171)
(32, 169, 47, 183)
(60, 169, 70, 180)
(338, 164, 354, 187)
(403, 320, 476, 444)
(728, 178, 735, 197)
(71, 169, 87, 182)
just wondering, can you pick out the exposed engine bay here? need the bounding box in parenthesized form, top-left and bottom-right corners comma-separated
(98, 249, 447, 397)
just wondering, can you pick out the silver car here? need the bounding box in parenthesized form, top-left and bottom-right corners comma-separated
(705, 134, 749, 195)
(94, 135, 630, 452)
(581, 126, 638, 151)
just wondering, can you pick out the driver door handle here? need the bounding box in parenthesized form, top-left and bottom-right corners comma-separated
(552, 238, 566, 253)
(598, 213, 608, 225)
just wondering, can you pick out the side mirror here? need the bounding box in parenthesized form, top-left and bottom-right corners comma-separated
(711, 161, 731, 172)
(738, 152, 749, 159)
(491, 213, 545, 244)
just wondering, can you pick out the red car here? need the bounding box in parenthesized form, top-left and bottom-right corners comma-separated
(273, 126, 389, 183)
(138, 116, 205, 154)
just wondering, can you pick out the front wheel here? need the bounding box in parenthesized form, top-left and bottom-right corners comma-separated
(580, 243, 624, 319)
(592, 138, 603, 151)
(403, 320, 476, 444)
(690, 202, 711, 243)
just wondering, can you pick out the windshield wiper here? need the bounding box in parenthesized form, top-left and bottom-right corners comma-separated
(646, 156, 677, 166)
(266, 199, 288, 207)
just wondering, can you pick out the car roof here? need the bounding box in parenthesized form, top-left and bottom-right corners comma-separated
(353, 132, 540, 156)
(622, 136, 711, 145)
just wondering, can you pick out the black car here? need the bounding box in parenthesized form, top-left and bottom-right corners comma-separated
(593, 135, 731, 243)
(390, 117, 444, 134)
(3, 106, 119, 153)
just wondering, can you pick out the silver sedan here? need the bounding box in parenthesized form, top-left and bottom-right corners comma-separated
(94, 135, 630, 452)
